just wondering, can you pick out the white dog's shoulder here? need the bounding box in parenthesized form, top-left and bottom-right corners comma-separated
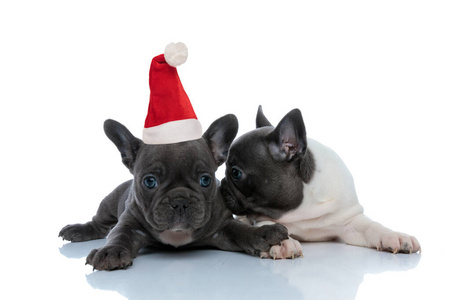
(277, 138, 362, 225)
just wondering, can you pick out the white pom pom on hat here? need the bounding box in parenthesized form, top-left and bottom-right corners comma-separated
(164, 42, 188, 67)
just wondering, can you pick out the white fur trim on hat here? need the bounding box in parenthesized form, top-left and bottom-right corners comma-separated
(143, 118, 202, 145)
(164, 42, 188, 67)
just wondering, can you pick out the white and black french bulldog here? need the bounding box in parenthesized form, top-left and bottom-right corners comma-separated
(221, 106, 421, 259)
(59, 115, 288, 270)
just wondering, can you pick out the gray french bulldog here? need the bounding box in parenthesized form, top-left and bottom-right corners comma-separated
(59, 114, 288, 270)
(221, 106, 421, 259)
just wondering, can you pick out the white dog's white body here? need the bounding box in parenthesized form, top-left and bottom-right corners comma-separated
(248, 138, 420, 258)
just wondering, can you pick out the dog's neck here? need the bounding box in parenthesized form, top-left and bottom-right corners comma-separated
(297, 149, 316, 183)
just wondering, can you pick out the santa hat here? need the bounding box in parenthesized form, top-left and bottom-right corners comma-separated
(143, 42, 202, 144)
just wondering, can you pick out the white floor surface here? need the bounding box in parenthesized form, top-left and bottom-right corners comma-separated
(6, 235, 443, 300)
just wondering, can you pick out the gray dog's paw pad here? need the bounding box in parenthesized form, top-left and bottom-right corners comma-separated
(257, 224, 289, 244)
(86, 245, 133, 271)
(247, 223, 290, 255)
(59, 224, 88, 242)
(59, 222, 106, 242)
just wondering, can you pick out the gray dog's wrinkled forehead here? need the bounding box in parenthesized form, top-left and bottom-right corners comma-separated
(136, 139, 216, 170)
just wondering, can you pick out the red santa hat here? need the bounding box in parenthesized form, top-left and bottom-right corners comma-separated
(143, 42, 202, 144)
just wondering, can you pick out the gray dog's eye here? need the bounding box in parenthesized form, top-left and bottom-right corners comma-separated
(143, 176, 158, 189)
(199, 175, 212, 187)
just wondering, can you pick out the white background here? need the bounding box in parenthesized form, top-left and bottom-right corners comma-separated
(1, 1, 449, 299)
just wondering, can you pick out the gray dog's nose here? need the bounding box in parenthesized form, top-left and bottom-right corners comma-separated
(169, 198, 190, 211)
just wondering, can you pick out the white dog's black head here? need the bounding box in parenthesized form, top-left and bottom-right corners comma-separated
(221, 106, 315, 219)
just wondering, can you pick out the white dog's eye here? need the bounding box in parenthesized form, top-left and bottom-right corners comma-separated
(143, 176, 158, 189)
(231, 167, 242, 180)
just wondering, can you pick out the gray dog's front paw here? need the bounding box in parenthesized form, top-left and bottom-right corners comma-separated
(245, 223, 289, 256)
(86, 245, 132, 271)
(59, 222, 107, 242)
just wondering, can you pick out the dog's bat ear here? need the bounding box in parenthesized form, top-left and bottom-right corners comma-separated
(256, 105, 273, 128)
(265, 109, 307, 162)
(104, 119, 143, 172)
(203, 114, 238, 166)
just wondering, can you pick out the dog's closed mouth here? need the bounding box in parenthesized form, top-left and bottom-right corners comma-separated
(170, 223, 192, 232)
(159, 228, 194, 247)
(221, 185, 247, 215)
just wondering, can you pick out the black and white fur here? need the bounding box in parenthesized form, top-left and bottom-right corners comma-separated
(221, 106, 421, 258)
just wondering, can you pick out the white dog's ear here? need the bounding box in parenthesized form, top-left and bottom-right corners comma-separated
(104, 119, 143, 172)
(256, 105, 273, 128)
(203, 114, 239, 166)
(266, 109, 307, 162)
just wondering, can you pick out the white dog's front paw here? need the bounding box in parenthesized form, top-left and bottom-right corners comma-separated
(260, 237, 303, 259)
(376, 232, 421, 254)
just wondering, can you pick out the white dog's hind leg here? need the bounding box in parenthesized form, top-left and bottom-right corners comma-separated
(340, 214, 421, 253)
